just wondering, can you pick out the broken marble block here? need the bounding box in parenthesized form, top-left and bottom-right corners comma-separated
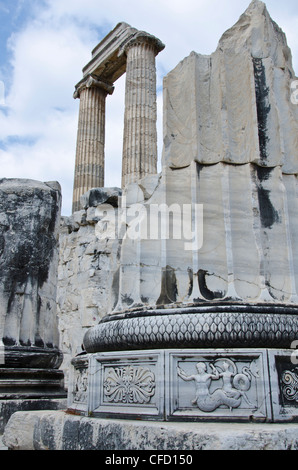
(80, 187, 122, 210)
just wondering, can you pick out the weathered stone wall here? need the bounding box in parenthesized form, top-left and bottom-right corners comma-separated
(57, 189, 121, 382)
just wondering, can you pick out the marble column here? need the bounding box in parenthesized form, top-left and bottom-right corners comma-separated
(0, 179, 63, 369)
(72, 75, 114, 213)
(121, 33, 164, 188)
(0, 179, 66, 432)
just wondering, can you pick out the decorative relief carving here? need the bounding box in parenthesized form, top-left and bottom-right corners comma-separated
(73, 368, 88, 403)
(281, 370, 298, 403)
(177, 358, 259, 412)
(103, 365, 155, 404)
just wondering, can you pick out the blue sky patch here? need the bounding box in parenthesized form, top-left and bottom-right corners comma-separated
(0, 134, 38, 150)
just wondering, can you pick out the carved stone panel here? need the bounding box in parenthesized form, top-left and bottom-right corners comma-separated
(67, 355, 90, 415)
(66, 348, 298, 422)
(268, 350, 298, 422)
(166, 349, 271, 422)
(88, 350, 164, 420)
(103, 365, 155, 404)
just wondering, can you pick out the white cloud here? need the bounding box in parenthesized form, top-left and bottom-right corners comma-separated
(0, 0, 297, 215)
(0, 5, 97, 214)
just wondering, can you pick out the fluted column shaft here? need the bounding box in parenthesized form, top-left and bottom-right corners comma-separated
(72, 76, 114, 213)
(122, 34, 164, 187)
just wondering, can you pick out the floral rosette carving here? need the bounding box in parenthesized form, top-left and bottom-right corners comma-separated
(103, 366, 155, 404)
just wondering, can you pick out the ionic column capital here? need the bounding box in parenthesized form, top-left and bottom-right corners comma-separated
(74, 74, 114, 99)
(119, 31, 165, 57)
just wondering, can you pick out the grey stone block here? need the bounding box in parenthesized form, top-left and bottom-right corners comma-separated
(0, 398, 67, 434)
(3, 410, 298, 450)
(80, 187, 122, 210)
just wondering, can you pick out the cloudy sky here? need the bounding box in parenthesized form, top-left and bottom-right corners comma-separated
(0, 0, 297, 215)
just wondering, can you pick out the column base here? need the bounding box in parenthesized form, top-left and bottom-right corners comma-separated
(0, 367, 67, 433)
(83, 303, 298, 352)
(3, 346, 63, 369)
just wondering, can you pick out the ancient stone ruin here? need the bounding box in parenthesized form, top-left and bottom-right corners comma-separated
(72, 22, 164, 212)
(2, 0, 298, 450)
(65, 0, 298, 426)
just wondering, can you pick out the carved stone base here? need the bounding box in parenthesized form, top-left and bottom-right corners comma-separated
(83, 304, 298, 352)
(0, 368, 67, 399)
(67, 348, 298, 423)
